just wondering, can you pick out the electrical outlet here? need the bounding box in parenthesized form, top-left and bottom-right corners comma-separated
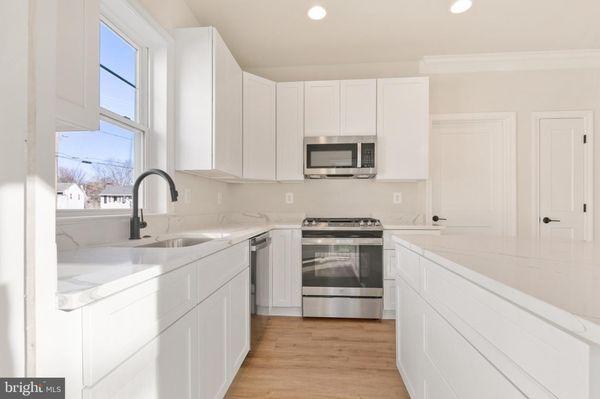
(393, 192, 402, 204)
(184, 188, 192, 204)
(217, 192, 223, 205)
(285, 192, 294, 204)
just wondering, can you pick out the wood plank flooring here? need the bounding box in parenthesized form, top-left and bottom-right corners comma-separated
(226, 317, 410, 399)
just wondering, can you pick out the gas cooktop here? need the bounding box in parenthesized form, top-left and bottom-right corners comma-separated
(301, 217, 382, 231)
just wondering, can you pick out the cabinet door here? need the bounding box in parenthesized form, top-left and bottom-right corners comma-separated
(213, 28, 243, 177)
(83, 310, 198, 399)
(228, 269, 250, 377)
(56, 0, 100, 131)
(276, 82, 304, 181)
(243, 72, 276, 180)
(340, 79, 377, 136)
(396, 277, 424, 399)
(376, 77, 429, 180)
(271, 230, 302, 308)
(304, 80, 340, 136)
(198, 284, 229, 399)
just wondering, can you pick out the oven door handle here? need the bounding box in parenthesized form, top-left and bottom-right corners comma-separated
(301, 237, 383, 246)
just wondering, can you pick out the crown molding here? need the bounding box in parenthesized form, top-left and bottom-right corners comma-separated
(419, 49, 600, 74)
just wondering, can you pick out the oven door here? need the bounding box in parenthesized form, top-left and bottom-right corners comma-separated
(301, 237, 383, 297)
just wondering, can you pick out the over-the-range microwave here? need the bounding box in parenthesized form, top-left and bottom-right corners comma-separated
(304, 135, 376, 179)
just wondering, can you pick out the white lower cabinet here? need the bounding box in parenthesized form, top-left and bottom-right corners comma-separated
(83, 309, 198, 399)
(395, 277, 526, 399)
(198, 268, 250, 399)
(228, 268, 251, 378)
(82, 242, 251, 399)
(198, 283, 229, 399)
(270, 229, 302, 312)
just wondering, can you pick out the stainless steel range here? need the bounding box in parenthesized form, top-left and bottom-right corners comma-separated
(301, 217, 383, 319)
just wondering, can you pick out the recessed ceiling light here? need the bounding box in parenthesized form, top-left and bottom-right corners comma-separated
(450, 0, 473, 14)
(307, 5, 327, 20)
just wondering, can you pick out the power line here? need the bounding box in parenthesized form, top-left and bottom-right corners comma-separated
(56, 154, 133, 170)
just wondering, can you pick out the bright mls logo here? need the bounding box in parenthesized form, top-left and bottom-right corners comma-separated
(0, 378, 64, 399)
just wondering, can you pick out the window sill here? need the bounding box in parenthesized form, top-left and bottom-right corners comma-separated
(56, 210, 168, 225)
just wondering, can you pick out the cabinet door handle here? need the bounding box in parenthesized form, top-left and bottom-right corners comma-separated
(432, 215, 447, 222)
(542, 217, 560, 224)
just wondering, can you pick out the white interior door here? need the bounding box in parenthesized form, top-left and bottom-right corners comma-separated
(430, 114, 516, 236)
(536, 115, 590, 240)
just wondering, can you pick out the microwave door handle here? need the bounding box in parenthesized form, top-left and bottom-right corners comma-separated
(357, 142, 362, 168)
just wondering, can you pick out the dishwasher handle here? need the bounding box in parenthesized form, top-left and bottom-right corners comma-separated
(250, 236, 271, 252)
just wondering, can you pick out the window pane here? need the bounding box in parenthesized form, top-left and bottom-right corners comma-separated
(56, 120, 137, 210)
(100, 22, 137, 120)
(100, 67, 136, 120)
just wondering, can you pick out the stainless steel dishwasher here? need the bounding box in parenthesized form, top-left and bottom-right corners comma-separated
(250, 232, 271, 350)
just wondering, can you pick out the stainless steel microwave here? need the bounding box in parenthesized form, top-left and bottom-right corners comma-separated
(304, 136, 377, 179)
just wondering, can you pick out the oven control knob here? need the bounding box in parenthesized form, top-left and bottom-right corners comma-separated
(303, 220, 309, 226)
(374, 220, 381, 226)
(359, 220, 365, 226)
(311, 220, 317, 226)
(367, 220, 373, 226)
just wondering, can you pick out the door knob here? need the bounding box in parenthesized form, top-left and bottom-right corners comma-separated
(542, 217, 560, 224)
(432, 215, 447, 222)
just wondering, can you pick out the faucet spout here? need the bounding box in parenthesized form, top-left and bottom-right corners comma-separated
(130, 169, 178, 240)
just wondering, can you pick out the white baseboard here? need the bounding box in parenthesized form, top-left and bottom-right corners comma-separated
(383, 309, 395, 320)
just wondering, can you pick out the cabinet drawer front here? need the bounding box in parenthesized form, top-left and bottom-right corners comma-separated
(395, 245, 421, 292)
(83, 310, 198, 399)
(422, 257, 590, 399)
(198, 241, 249, 303)
(83, 264, 198, 386)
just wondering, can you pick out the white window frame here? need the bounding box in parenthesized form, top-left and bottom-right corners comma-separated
(57, 0, 174, 220)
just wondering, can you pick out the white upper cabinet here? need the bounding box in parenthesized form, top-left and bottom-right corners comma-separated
(243, 72, 276, 180)
(56, 0, 100, 131)
(276, 82, 304, 181)
(376, 77, 429, 181)
(340, 79, 377, 136)
(304, 80, 340, 136)
(174, 27, 243, 178)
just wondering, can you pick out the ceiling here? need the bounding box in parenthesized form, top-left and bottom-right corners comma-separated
(183, 0, 600, 69)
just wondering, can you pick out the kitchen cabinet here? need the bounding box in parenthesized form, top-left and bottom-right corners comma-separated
(276, 82, 305, 181)
(394, 239, 596, 399)
(376, 77, 429, 181)
(198, 268, 250, 399)
(174, 27, 243, 178)
(56, 0, 100, 131)
(243, 72, 276, 180)
(304, 80, 340, 136)
(77, 242, 250, 399)
(82, 263, 198, 386)
(82, 309, 198, 399)
(228, 268, 250, 377)
(340, 79, 377, 136)
(197, 282, 229, 399)
(270, 229, 302, 311)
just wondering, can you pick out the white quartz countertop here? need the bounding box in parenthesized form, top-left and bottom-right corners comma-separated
(58, 222, 437, 310)
(393, 234, 600, 345)
(57, 223, 298, 310)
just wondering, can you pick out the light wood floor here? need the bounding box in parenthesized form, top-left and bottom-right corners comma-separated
(226, 317, 410, 399)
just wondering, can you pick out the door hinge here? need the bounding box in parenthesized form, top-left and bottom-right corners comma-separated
(584, 203, 587, 213)
(583, 134, 587, 144)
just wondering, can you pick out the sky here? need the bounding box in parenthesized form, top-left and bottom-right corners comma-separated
(56, 22, 138, 184)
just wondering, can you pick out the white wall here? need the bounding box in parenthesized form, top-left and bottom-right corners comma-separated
(228, 180, 426, 224)
(428, 68, 600, 237)
(0, 0, 28, 377)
